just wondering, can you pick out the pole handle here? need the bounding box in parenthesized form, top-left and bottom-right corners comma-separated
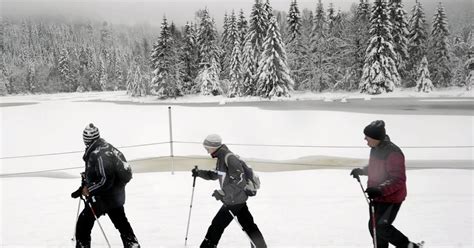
(192, 165, 198, 187)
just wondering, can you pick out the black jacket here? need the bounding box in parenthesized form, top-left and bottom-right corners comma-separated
(198, 144, 248, 205)
(83, 138, 126, 211)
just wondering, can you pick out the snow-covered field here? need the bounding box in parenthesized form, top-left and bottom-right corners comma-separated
(1, 90, 473, 247)
(1, 170, 472, 247)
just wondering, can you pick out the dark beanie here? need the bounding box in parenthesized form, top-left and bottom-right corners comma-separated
(364, 120, 386, 140)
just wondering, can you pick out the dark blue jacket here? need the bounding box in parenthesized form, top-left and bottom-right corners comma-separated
(198, 145, 248, 205)
(83, 138, 126, 211)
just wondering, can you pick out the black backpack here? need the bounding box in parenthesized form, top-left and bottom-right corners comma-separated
(224, 153, 260, 196)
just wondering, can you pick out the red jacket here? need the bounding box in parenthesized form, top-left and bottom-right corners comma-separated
(363, 136, 407, 203)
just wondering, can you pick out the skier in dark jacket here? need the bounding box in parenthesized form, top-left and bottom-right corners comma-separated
(350, 120, 423, 248)
(71, 123, 140, 248)
(192, 134, 267, 248)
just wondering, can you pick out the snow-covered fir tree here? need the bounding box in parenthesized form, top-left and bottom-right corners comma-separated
(150, 17, 182, 98)
(450, 30, 472, 89)
(288, 9, 313, 90)
(228, 38, 244, 97)
(330, 9, 345, 39)
(181, 22, 200, 93)
(415, 56, 433, 92)
(286, 0, 301, 44)
(241, 0, 267, 96)
(360, 0, 400, 94)
(263, 0, 274, 22)
(407, 0, 428, 87)
(388, 0, 409, 82)
(429, 2, 452, 87)
(353, 0, 372, 82)
(222, 13, 230, 47)
(237, 9, 248, 46)
(126, 62, 148, 97)
(285, 0, 303, 89)
(0, 58, 8, 95)
(465, 52, 474, 90)
(196, 62, 221, 95)
(98, 58, 107, 91)
(58, 48, 77, 92)
(196, 8, 221, 95)
(256, 16, 294, 98)
(326, 9, 350, 90)
(308, 0, 332, 91)
(327, 3, 337, 35)
(221, 11, 239, 81)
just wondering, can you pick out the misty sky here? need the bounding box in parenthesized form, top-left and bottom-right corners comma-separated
(2, 0, 471, 28)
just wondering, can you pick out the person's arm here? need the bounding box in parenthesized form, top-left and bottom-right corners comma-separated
(197, 170, 219, 180)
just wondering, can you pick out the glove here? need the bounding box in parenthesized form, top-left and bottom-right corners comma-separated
(365, 187, 383, 199)
(212, 189, 225, 201)
(350, 168, 364, 179)
(191, 167, 199, 177)
(71, 186, 83, 198)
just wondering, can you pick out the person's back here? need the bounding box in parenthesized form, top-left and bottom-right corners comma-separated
(366, 135, 407, 204)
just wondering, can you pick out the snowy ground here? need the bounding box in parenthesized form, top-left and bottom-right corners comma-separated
(1, 89, 473, 247)
(1, 170, 472, 248)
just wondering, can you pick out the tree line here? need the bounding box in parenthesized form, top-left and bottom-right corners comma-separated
(1, 0, 472, 97)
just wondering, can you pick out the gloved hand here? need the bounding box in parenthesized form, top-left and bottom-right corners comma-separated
(212, 189, 225, 201)
(191, 167, 199, 177)
(71, 186, 83, 198)
(365, 187, 383, 199)
(350, 168, 364, 179)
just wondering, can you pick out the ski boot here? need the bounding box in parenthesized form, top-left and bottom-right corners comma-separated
(121, 234, 140, 248)
(75, 240, 91, 248)
(408, 241, 425, 248)
(200, 238, 217, 248)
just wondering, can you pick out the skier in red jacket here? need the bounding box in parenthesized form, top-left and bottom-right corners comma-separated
(351, 120, 423, 248)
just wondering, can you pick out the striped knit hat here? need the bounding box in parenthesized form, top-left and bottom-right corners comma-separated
(83, 123, 100, 146)
(203, 134, 222, 149)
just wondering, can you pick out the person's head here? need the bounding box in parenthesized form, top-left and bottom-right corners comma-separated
(363, 120, 386, 147)
(202, 134, 222, 155)
(83, 123, 100, 147)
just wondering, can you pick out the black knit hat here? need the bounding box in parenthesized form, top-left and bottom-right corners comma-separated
(364, 120, 386, 140)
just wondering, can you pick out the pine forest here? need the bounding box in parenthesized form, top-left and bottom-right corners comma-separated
(1, 0, 472, 97)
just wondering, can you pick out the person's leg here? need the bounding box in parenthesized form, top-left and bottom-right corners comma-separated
(75, 206, 96, 248)
(200, 205, 234, 248)
(107, 206, 140, 247)
(233, 204, 267, 248)
(370, 202, 410, 248)
(368, 202, 389, 248)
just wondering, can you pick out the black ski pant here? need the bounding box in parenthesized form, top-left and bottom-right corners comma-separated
(368, 202, 410, 248)
(200, 203, 267, 248)
(75, 204, 138, 247)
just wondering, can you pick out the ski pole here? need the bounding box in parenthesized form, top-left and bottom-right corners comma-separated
(228, 209, 257, 248)
(355, 176, 377, 248)
(185, 165, 198, 246)
(71, 198, 82, 241)
(81, 196, 111, 248)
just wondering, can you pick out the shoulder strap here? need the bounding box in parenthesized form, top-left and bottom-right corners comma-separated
(224, 152, 234, 167)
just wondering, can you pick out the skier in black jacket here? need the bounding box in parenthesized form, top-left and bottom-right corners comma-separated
(71, 123, 140, 248)
(192, 134, 267, 248)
